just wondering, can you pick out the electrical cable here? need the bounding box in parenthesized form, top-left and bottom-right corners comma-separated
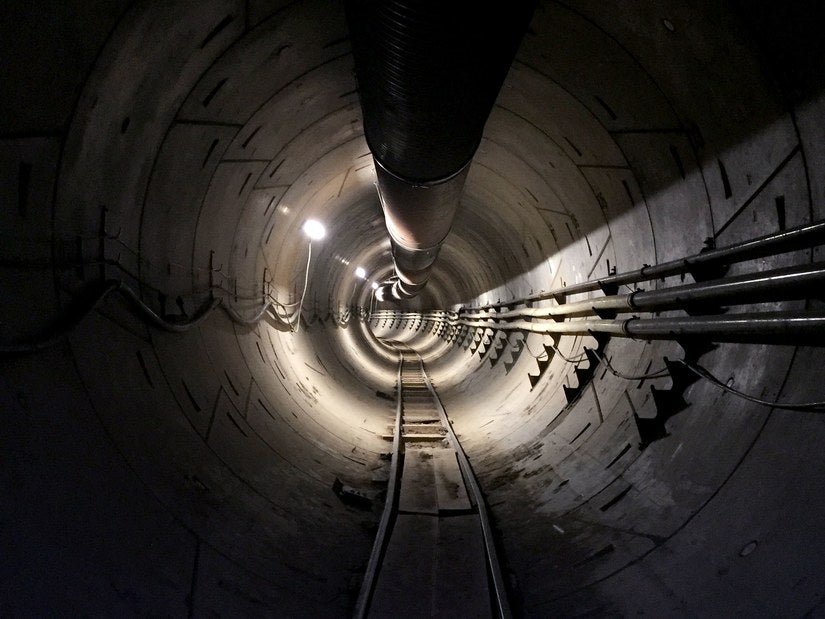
(549, 343, 588, 364)
(585, 348, 825, 410)
(266, 301, 296, 321)
(679, 360, 825, 411)
(588, 348, 671, 380)
(0, 278, 299, 355)
(293, 240, 313, 333)
(117, 283, 220, 332)
(221, 301, 274, 326)
(522, 338, 549, 360)
(521, 335, 589, 363)
(0, 281, 120, 354)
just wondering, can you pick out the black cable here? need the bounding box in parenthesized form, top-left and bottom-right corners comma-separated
(522, 336, 589, 363)
(589, 348, 671, 380)
(522, 339, 548, 360)
(0, 281, 120, 354)
(550, 343, 588, 364)
(0, 280, 297, 355)
(679, 360, 825, 411)
(117, 284, 220, 332)
(221, 301, 273, 326)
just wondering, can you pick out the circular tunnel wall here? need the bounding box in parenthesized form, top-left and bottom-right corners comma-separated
(2, 0, 825, 616)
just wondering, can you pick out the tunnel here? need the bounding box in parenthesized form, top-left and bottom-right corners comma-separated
(2, 0, 825, 616)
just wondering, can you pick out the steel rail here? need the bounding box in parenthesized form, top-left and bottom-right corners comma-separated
(354, 352, 404, 619)
(414, 353, 513, 619)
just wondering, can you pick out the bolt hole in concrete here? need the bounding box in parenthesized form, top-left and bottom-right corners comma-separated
(740, 540, 759, 557)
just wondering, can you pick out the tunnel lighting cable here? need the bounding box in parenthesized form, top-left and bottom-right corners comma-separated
(264, 295, 302, 321)
(0, 280, 121, 353)
(0, 278, 303, 355)
(5, 227, 301, 326)
(549, 343, 589, 364)
(523, 338, 588, 363)
(293, 240, 313, 333)
(221, 300, 275, 326)
(290, 219, 327, 331)
(679, 361, 825, 411)
(589, 348, 671, 380)
(587, 348, 825, 409)
(0, 281, 223, 354)
(268, 294, 302, 309)
(522, 339, 550, 360)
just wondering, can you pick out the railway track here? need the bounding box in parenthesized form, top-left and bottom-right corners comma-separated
(355, 344, 511, 618)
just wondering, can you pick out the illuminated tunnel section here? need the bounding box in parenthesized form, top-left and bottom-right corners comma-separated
(2, 1, 825, 616)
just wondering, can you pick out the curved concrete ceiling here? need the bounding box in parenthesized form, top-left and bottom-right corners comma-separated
(2, 0, 825, 616)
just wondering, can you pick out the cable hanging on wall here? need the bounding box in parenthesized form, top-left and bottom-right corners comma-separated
(679, 361, 825, 412)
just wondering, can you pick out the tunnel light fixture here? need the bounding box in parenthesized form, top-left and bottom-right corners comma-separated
(355, 266, 367, 279)
(302, 219, 326, 241)
(371, 281, 379, 290)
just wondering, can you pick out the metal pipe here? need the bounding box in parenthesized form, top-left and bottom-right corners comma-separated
(474, 219, 825, 309)
(374, 161, 470, 300)
(347, 1, 536, 300)
(462, 294, 632, 320)
(623, 312, 825, 344)
(630, 261, 825, 310)
(446, 312, 825, 346)
(459, 261, 825, 320)
(454, 317, 627, 336)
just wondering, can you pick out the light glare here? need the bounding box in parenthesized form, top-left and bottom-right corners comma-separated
(302, 219, 326, 240)
(355, 266, 367, 279)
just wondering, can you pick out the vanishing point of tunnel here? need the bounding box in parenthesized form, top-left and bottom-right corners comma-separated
(3, 1, 825, 616)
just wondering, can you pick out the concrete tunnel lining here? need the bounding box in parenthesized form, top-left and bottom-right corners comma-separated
(2, 0, 825, 616)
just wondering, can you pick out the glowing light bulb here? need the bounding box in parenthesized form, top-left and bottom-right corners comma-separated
(355, 266, 367, 279)
(302, 219, 326, 240)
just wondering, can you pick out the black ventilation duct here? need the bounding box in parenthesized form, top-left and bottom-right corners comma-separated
(346, 0, 536, 300)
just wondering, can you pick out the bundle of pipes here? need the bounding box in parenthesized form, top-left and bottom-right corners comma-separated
(370, 218, 825, 346)
(345, 1, 537, 301)
(373, 309, 825, 346)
